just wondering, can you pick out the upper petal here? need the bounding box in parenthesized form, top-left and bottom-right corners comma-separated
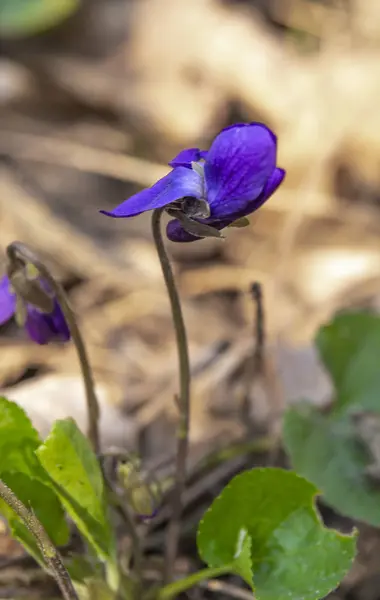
(204, 123, 277, 219)
(0, 275, 16, 325)
(100, 167, 203, 218)
(169, 148, 208, 168)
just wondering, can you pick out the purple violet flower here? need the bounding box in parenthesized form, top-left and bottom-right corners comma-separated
(101, 122, 285, 242)
(0, 275, 70, 345)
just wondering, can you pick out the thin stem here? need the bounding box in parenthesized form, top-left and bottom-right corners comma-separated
(0, 479, 78, 600)
(151, 209, 191, 583)
(158, 565, 232, 599)
(6, 242, 100, 454)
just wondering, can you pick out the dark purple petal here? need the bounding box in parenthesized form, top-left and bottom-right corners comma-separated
(0, 276, 16, 325)
(25, 307, 55, 344)
(204, 123, 277, 219)
(100, 167, 203, 218)
(169, 148, 208, 168)
(166, 167, 285, 243)
(24, 301, 70, 345)
(166, 218, 226, 242)
(48, 300, 71, 342)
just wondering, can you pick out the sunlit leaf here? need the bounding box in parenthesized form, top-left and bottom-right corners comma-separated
(36, 419, 116, 561)
(197, 468, 356, 600)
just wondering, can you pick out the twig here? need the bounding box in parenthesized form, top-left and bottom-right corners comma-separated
(0, 131, 166, 188)
(0, 479, 78, 600)
(6, 242, 100, 454)
(151, 209, 191, 583)
(250, 282, 265, 373)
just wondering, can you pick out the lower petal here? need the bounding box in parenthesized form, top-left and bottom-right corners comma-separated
(24, 302, 70, 344)
(0, 276, 16, 325)
(100, 167, 203, 218)
(49, 301, 71, 341)
(25, 308, 54, 344)
(166, 218, 225, 243)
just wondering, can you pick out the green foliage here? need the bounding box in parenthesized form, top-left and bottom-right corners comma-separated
(36, 418, 116, 562)
(284, 404, 380, 527)
(0, 396, 40, 476)
(284, 311, 380, 527)
(197, 468, 356, 600)
(0, 473, 69, 562)
(0, 397, 69, 558)
(75, 578, 117, 600)
(0, 0, 79, 37)
(317, 312, 380, 414)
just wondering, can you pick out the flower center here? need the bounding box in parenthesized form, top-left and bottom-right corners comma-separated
(182, 197, 210, 219)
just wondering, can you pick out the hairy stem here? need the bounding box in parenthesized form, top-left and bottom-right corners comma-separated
(151, 209, 191, 583)
(6, 242, 100, 454)
(0, 479, 78, 600)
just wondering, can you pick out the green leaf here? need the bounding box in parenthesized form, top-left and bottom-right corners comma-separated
(0, 398, 70, 555)
(316, 312, 380, 414)
(36, 419, 115, 561)
(75, 579, 117, 600)
(197, 468, 356, 600)
(0, 397, 49, 479)
(66, 555, 103, 583)
(0, 0, 79, 38)
(231, 529, 253, 589)
(284, 403, 380, 527)
(0, 472, 69, 563)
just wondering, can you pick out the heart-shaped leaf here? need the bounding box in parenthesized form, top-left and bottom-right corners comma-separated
(316, 312, 380, 415)
(197, 468, 356, 600)
(284, 403, 380, 527)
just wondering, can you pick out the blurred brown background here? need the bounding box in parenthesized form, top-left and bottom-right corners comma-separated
(1, 0, 380, 460)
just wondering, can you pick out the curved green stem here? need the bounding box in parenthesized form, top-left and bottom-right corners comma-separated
(158, 565, 232, 599)
(151, 209, 191, 583)
(0, 479, 78, 600)
(6, 242, 100, 454)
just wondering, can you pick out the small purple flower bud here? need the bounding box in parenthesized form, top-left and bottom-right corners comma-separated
(0, 274, 70, 345)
